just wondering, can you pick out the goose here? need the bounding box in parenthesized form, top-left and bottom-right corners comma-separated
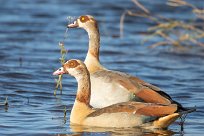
(53, 59, 195, 128)
(66, 15, 188, 109)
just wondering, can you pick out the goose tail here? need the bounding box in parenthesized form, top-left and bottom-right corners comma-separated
(153, 107, 196, 129)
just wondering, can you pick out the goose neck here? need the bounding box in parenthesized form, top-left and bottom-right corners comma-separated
(86, 27, 100, 61)
(75, 72, 91, 106)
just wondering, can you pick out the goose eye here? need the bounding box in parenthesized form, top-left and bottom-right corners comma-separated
(80, 16, 89, 23)
(68, 60, 80, 68)
(70, 62, 74, 66)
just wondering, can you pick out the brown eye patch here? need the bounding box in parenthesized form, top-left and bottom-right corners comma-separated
(79, 15, 89, 23)
(68, 60, 80, 68)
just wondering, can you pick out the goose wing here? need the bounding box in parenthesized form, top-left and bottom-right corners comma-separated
(93, 70, 173, 105)
(87, 102, 178, 118)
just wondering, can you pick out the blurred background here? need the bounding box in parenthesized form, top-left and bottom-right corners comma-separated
(0, 0, 204, 135)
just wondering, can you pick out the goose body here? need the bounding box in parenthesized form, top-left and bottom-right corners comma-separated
(90, 70, 135, 108)
(67, 15, 180, 108)
(53, 59, 195, 128)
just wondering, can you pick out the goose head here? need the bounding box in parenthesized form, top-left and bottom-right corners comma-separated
(53, 59, 88, 78)
(68, 15, 98, 31)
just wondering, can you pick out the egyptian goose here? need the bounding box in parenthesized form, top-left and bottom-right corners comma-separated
(53, 59, 195, 128)
(66, 15, 189, 109)
(67, 15, 194, 111)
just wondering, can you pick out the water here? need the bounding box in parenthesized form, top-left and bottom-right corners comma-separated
(0, 0, 204, 135)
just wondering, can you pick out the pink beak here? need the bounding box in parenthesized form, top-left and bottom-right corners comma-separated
(67, 21, 79, 28)
(53, 67, 65, 75)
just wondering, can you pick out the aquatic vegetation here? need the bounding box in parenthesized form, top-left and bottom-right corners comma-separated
(0, 97, 8, 111)
(120, 0, 204, 48)
(54, 16, 76, 95)
(54, 31, 68, 95)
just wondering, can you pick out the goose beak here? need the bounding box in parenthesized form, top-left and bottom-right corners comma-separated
(53, 67, 66, 75)
(67, 21, 78, 28)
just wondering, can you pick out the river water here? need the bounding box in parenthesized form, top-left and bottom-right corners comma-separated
(0, 0, 204, 135)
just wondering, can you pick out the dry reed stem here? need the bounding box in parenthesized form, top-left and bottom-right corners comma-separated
(131, 0, 150, 14)
(167, 0, 196, 9)
(150, 41, 169, 48)
(168, 0, 204, 20)
(120, 0, 204, 48)
(120, 10, 128, 38)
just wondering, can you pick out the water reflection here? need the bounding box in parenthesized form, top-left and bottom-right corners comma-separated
(68, 124, 177, 136)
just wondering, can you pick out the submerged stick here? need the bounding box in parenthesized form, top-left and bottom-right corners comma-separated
(4, 97, 8, 106)
(64, 106, 67, 124)
(0, 97, 8, 106)
(0, 97, 8, 112)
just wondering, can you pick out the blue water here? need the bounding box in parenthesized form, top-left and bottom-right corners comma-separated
(0, 0, 204, 135)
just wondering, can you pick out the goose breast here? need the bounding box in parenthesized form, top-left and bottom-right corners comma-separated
(89, 70, 138, 108)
